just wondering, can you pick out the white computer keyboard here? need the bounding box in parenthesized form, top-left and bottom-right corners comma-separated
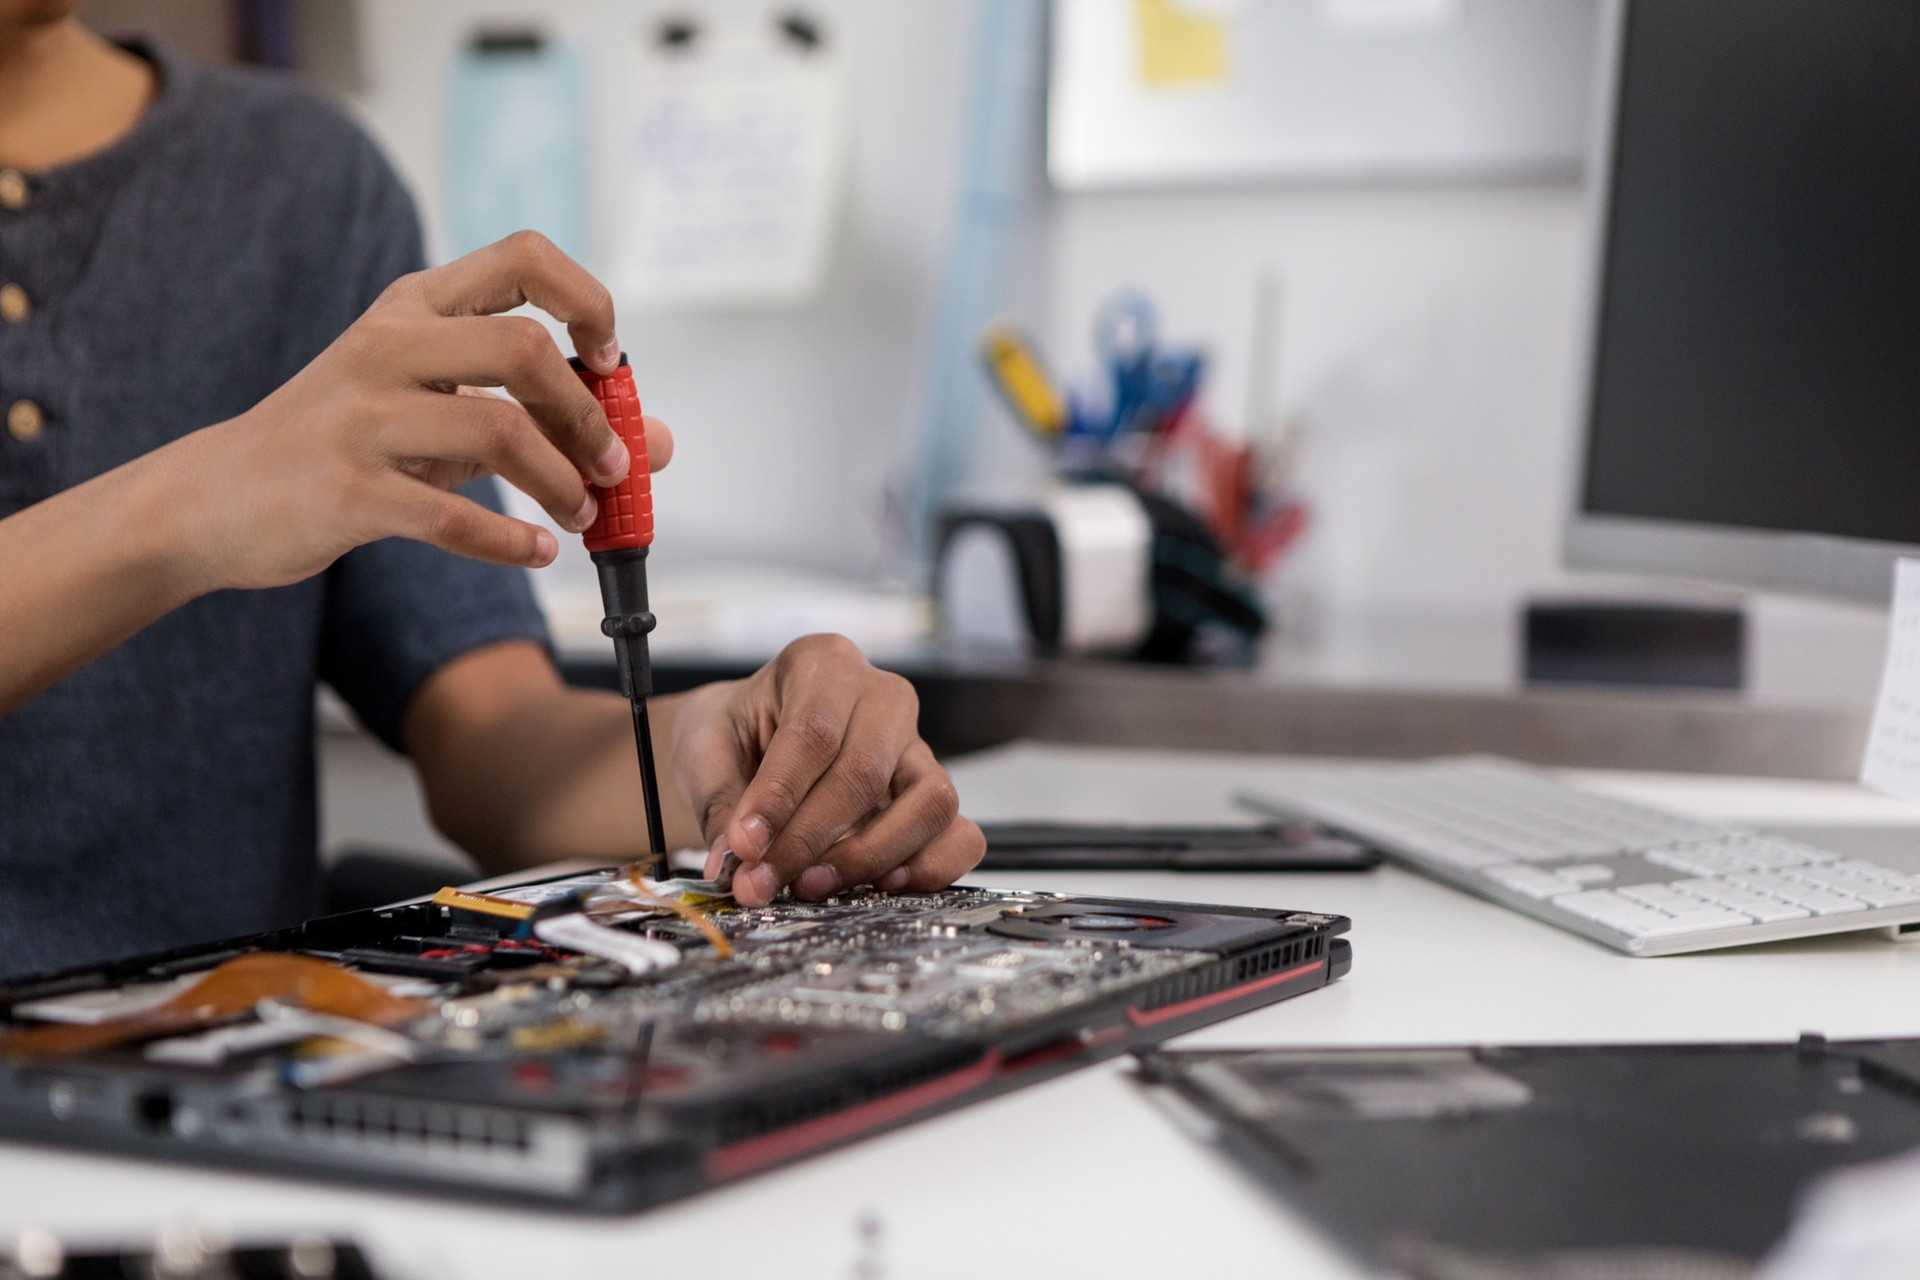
(1243, 756, 1920, 956)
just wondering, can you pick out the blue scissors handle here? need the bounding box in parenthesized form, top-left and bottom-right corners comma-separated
(1094, 290, 1159, 370)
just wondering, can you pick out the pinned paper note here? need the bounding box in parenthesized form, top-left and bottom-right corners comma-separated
(1860, 559, 1920, 800)
(444, 32, 588, 260)
(609, 10, 847, 309)
(1134, 0, 1232, 87)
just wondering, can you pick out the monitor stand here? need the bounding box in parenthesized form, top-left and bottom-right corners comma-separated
(1523, 598, 1746, 691)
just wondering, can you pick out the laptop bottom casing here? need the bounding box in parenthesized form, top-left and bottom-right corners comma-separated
(0, 875, 1349, 1213)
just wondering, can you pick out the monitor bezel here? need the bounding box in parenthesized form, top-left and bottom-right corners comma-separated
(1561, 0, 1907, 605)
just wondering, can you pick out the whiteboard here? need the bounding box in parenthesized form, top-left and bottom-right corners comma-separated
(1049, 0, 1600, 190)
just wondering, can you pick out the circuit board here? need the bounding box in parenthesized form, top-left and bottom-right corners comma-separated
(0, 870, 1349, 1212)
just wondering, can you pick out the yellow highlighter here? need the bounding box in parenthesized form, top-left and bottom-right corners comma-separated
(980, 323, 1069, 439)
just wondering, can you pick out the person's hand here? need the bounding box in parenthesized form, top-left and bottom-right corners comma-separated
(670, 635, 984, 907)
(167, 231, 673, 593)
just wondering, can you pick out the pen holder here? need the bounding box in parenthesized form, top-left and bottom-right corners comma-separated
(1132, 486, 1268, 665)
(933, 480, 1267, 665)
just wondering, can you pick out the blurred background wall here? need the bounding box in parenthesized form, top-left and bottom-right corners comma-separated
(84, 0, 1614, 643)
(77, 0, 1889, 864)
(87, 0, 1896, 702)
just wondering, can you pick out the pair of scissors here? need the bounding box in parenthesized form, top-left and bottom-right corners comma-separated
(1093, 291, 1205, 441)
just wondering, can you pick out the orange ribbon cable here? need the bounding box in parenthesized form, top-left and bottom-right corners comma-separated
(0, 954, 430, 1060)
(430, 886, 535, 920)
(618, 864, 734, 959)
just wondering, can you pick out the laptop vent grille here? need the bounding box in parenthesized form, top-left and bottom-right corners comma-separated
(1231, 934, 1323, 983)
(283, 1095, 531, 1153)
(709, 1045, 978, 1146)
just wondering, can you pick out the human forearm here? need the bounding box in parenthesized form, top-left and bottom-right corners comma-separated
(403, 642, 703, 872)
(407, 634, 984, 899)
(0, 441, 215, 716)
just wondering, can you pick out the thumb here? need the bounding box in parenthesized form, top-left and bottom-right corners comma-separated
(669, 696, 751, 876)
(643, 415, 674, 472)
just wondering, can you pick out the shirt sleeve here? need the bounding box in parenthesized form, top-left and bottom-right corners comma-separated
(320, 478, 552, 752)
(316, 127, 552, 752)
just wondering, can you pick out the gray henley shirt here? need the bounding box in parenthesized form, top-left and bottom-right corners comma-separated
(0, 40, 551, 978)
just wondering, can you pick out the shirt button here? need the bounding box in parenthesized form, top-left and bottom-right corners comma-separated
(0, 283, 28, 324)
(0, 169, 26, 211)
(7, 399, 44, 443)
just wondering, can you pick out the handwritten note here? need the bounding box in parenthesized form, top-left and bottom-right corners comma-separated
(1860, 559, 1920, 800)
(610, 17, 846, 309)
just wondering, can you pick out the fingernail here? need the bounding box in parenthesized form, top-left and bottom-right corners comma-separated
(570, 492, 597, 532)
(703, 845, 727, 879)
(795, 865, 840, 901)
(597, 341, 621, 371)
(595, 440, 630, 485)
(877, 869, 909, 894)
(742, 863, 778, 904)
(531, 529, 558, 565)
(740, 815, 772, 857)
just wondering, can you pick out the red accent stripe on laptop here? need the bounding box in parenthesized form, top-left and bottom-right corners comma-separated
(1002, 1025, 1126, 1074)
(1125, 959, 1324, 1028)
(704, 1049, 1006, 1183)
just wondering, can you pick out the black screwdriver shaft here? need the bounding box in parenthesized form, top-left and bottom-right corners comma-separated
(594, 546, 667, 881)
(632, 696, 668, 879)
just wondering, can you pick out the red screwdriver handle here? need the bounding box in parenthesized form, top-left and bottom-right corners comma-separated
(570, 355, 653, 553)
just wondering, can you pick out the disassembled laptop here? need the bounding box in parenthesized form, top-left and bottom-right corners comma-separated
(0, 858, 1348, 1212)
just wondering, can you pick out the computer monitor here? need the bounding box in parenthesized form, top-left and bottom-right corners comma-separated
(1564, 0, 1920, 604)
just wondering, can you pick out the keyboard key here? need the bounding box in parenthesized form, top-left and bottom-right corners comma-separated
(1797, 893, 1868, 916)
(1620, 907, 1755, 938)
(1722, 871, 1796, 893)
(1840, 883, 1920, 909)
(1743, 900, 1813, 923)
(1731, 844, 1814, 869)
(1781, 866, 1885, 895)
(1618, 884, 1699, 908)
(1643, 850, 1722, 876)
(1724, 872, 1869, 913)
(1482, 865, 1582, 899)
(1397, 834, 1508, 870)
(1779, 843, 1840, 865)
(1804, 867, 1912, 898)
(1835, 858, 1914, 883)
(1555, 890, 1668, 931)
(1774, 888, 1864, 914)
(1557, 864, 1617, 884)
(1645, 844, 1765, 875)
(1708, 889, 1786, 911)
(1670, 878, 1766, 907)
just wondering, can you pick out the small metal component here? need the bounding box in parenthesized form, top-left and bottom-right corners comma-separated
(287, 1236, 338, 1279)
(148, 1221, 234, 1280)
(1796, 1112, 1858, 1144)
(9, 1229, 62, 1278)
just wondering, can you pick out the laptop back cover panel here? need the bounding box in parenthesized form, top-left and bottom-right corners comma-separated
(1139, 1040, 1920, 1271)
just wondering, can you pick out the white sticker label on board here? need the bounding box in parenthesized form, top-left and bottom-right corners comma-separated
(1861, 559, 1920, 801)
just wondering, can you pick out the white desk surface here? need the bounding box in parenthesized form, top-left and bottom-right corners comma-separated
(8, 742, 1920, 1279)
